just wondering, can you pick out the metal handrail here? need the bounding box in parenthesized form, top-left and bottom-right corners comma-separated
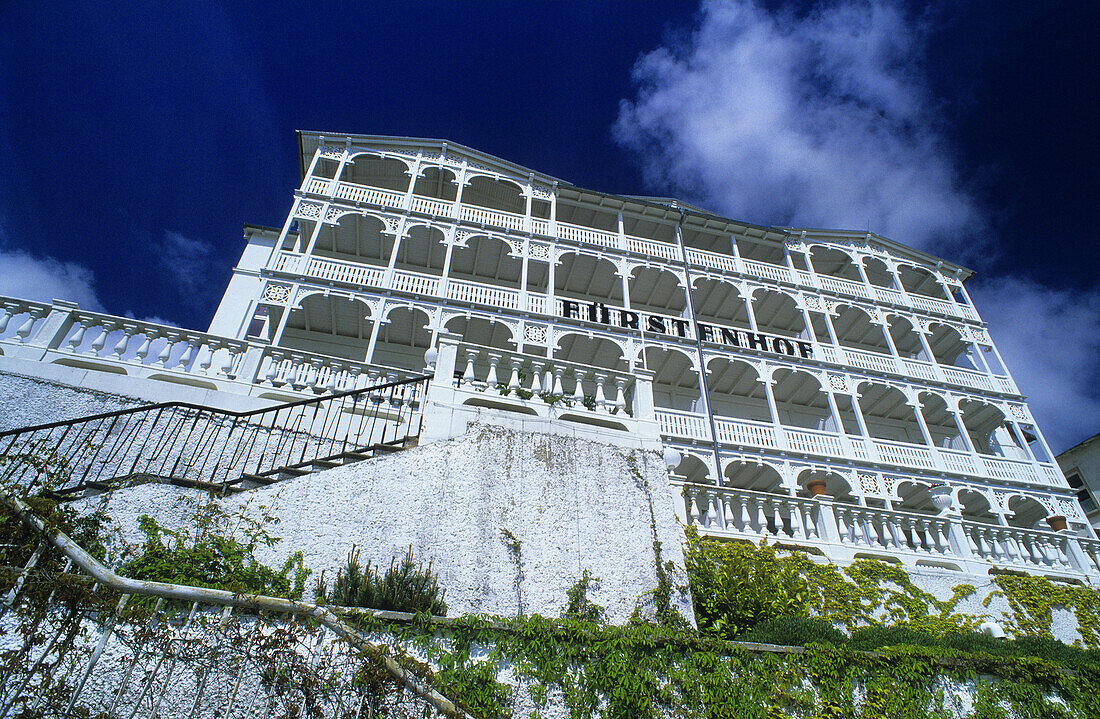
(0, 374, 433, 496)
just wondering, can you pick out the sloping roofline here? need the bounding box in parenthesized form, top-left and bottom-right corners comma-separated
(296, 130, 975, 282)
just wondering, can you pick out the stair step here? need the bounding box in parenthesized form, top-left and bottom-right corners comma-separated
(240, 473, 281, 486)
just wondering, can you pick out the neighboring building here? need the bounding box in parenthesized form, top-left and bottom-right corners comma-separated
(1058, 433, 1100, 530)
(1, 131, 1097, 581)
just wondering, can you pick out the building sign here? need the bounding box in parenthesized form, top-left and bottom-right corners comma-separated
(559, 300, 813, 359)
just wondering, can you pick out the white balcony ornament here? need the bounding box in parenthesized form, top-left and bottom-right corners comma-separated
(423, 347, 438, 371)
(662, 447, 681, 470)
(929, 485, 954, 511)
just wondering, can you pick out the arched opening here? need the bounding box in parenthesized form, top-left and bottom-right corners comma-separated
(887, 315, 927, 361)
(810, 246, 862, 283)
(313, 213, 390, 265)
(855, 382, 923, 444)
(553, 333, 627, 372)
(340, 153, 411, 192)
(555, 253, 623, 307)
(832, 305, 891, 354)
(371, 307, 432, 371)
(796, 469, 855, 503)
(670, 453, 714, 485)
(705, 358, 767, 422)
(927, 323, 978, 369)
(862, 257, 895, 288)
(959, 400, 1008, 456)
(281, 295, 374, 361)
(895, 480, 940, 515)
(750, 288, 808, 341)
(724, 460, 785, 494)
(642, 346, 701, 412)
(771, 369, 831, 430)
(691, 277, 751, 329)
(443, 315, 515, 351)
(449, 235, 523, 289)
(959, 489, 997, 524)
(463, 176, 525, 215)
(412, 166, 458, 201)
(628, 266, 687, 316)
(917, 393, 965, 450)
(1007, 496, 1048, 530)
(898, 264, 949, 300)
(393, 224, 447, 275)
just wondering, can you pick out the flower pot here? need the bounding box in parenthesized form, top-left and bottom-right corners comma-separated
(1045, 515, 1068, 532)
(807, 478, 829, 497)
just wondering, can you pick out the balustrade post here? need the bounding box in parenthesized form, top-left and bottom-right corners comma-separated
(234, 343, 267, 386)
(134, 331, 156, 363)
(811, 496, 841, 543)
(15, 307, 47, 345)
(23, 300, 78, 351)
(421, 333, 463, 446)
(530, 362, 544, 394)
(112, 325, 136, 359)
(593, 373, 609, 411)
(155, 333, 176, 366)
(67, 319, 90, 353)
(551, 367, 565, 396)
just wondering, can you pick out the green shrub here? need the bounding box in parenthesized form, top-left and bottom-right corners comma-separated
(682, 527, 810, 639)
(737, 616, 847, 646)
(118, 511, 309, 599)
(322, 544, 447, 616)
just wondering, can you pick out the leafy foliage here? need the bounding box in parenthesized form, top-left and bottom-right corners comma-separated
(320, 544, 447, 616)
(118, 505, 309, 599)
(737, 616, 847, 646)
(565, 569, 605, 624)
(682, 527, 811, 638)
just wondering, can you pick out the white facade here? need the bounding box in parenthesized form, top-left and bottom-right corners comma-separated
(1, 130, 1097, 582)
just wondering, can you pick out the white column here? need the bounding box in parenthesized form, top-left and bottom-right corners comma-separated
(760, 375, 787, 449)
(402, 152, 423, 211)
(950, 408, 978, 454)
(382, 217, 409, 289)
(916, 328, 946, 381)
(364, 298, 388, 365)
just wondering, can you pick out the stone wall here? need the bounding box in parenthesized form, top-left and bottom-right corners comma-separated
(84, 422, 695, 623)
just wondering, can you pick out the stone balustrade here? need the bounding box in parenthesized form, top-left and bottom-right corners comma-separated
(303, 178, 980, 324)
(677, 482, 1100, 579)
(450, 341, 635, 417)
(0, 297, 413, 403)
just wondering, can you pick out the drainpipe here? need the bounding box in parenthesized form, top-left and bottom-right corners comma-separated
(674, 206, 724, 483)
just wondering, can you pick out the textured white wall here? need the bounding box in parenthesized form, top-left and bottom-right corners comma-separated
(85, 422, 695, 623)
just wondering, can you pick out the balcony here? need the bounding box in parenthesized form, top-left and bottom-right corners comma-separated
(304, 177, 982, 326)
(677, 482, 1100, 579)
(655, 408, 1064, 489)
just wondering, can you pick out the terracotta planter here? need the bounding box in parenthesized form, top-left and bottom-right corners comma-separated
(807, 478, 829, 497)
(1045, 515, 1068, 532)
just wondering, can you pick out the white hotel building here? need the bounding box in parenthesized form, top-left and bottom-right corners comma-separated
(2, 131, 1097, 581)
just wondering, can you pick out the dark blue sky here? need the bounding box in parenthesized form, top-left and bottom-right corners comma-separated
(1, 1, 1098, 448)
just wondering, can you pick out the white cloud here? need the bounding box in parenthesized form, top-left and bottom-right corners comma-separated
(0, 246, 105, 312)
(159, 230, 217, 294)
(970, 278, 1100, 454)
(614, 0, 981, 255)
(615, 1, 1100, 455)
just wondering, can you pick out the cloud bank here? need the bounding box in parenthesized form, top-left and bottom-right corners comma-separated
(0, 246, 105, 312)
(614, 0, 981, 255)
(615, 0, 1098, 453)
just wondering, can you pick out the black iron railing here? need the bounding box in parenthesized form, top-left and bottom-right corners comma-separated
(0, 374, 432, 496)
